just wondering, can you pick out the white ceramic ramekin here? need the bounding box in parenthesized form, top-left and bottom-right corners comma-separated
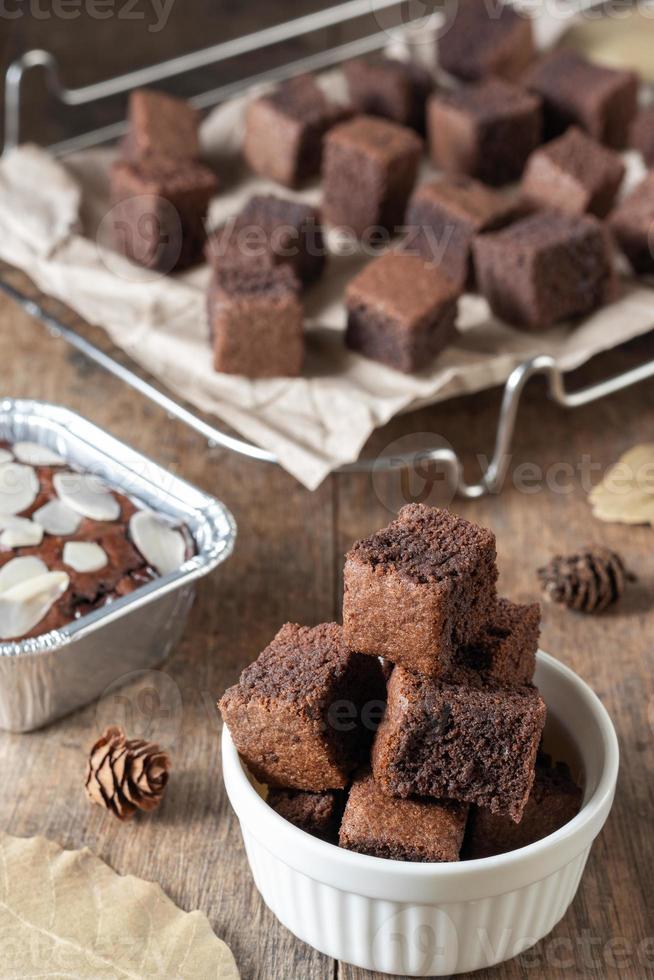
(222, 651, 619, 976)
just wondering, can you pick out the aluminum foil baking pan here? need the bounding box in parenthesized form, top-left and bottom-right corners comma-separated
(0, 398, 236, 732)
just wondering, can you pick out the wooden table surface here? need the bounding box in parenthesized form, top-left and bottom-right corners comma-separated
(0, 265, 652, 979)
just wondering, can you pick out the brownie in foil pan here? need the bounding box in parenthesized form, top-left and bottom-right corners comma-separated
(0, 398, 236, 732)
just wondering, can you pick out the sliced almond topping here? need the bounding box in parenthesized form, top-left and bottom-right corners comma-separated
(0, 556, 48, 592)
(0, 570, 69, 640)
(129, 510, 185, 576)
(33, 499, 82, 536)
(0, 516, 44, 549)
(63, 541, 108, 574)
(13, 441, 66, 467)
(53, 471, 120, 522)
(0, 463, 39, 515)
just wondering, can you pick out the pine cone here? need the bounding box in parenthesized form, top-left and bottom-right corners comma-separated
(85, 726, 171, 820)
(538, 546, 632, 614)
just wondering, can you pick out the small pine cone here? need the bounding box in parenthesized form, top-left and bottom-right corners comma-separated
(85, 726, 171, 820)
(538, 546, 632, 614)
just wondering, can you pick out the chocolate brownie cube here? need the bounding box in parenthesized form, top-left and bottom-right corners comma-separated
(372, 667, 546, 821)
(339, 770, 468, 862)
(405, 176, 521, 286)
(267, 788, 344, 843)
(427, 79, 542, 186)
(609, 173, 654, 275)
(345, 253, 459, 373)
(208, 265, 303, 378)
(457, 598, 541, 686)
(243, 74, 346, 188)
(522, 127, 625, 218)
(525, 50, 639, 149)
(322, 115, 422, 238)
(218, 623, 386, 791)
(122, 88, 200, 163)
(343, 57, 433, 131)
(631, 108, 654, 166)
(205, 194, 325, 287)
(464, 760, 583, 858)
(110, 157, 217, 272)
(473, 210, 615, 331)
(343, 504, 498, 676)
(438, 0, 535, 82)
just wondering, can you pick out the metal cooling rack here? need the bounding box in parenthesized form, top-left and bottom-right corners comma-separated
(2, 0, 654, 494)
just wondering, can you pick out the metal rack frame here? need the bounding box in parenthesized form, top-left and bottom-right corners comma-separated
(2, 0, 654, 494)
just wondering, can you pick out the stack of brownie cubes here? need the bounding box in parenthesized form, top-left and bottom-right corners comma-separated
(110, 89, 218, 273)
(204, 191, 327, 378)
(220, 505, 582, 862)
(204, 73, 352, 378)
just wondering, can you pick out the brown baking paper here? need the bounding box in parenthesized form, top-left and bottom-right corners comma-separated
(0, 66, 652, 490)
(0, 831, 240, 978)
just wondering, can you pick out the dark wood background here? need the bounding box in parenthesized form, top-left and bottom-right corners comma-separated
(0, 5, 653, 979)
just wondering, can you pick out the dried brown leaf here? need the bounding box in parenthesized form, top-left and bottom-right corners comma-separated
(589, 444, 654, 525)
(0, 832, 240, 979)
